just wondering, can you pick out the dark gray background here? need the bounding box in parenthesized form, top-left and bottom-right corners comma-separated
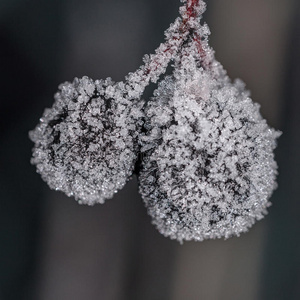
(0, 0, 299, 299)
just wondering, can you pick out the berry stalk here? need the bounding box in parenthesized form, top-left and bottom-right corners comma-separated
(126, 0, 207, 98)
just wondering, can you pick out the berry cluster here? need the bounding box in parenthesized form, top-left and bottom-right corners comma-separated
(30, 0, 281, 242)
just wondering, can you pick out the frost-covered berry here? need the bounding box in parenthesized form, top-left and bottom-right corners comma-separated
(30, 76, 144, 205)
(29, 1, 202, 205)
(29, 0, 281, 243)
(139, 44, 281, 242)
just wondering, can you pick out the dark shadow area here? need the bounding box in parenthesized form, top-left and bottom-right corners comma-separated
(0, 0, 65, 299)
(261, 2, 300, 299)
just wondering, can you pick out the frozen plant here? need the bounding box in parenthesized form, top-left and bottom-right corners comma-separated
(139, 42, 281, 242)
(29, 3, 191, 205)
(30, 0, 281, 241)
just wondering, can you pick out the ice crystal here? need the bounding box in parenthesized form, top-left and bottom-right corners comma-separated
(30, 77, 144, 204)
(139, 39, 281, 242)
(30, 0, 281, 242)
(29, 0, 201, 205)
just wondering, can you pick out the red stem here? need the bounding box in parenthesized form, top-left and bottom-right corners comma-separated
(144, 0, 204, 76)
(193, 33, 206, 61)
(186, 0, 200, 19)
(185, 0, 207, 63)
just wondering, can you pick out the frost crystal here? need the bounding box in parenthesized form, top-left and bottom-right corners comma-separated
(139, 39, 281, 242)
(29, 0, 202, 205)
(30, 0, 281, 242)
(30, 77, 144, 205)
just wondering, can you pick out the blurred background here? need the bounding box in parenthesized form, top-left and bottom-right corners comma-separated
(0, 0, 299, 299)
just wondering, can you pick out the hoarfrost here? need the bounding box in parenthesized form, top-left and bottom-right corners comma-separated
(29, 0, 281, 242)
(139, 39, 281, 242)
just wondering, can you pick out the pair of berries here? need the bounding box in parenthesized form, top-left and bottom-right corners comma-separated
(30, 0, 280, 242)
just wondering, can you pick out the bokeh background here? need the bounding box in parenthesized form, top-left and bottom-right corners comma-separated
(1, 0, 299, 299)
